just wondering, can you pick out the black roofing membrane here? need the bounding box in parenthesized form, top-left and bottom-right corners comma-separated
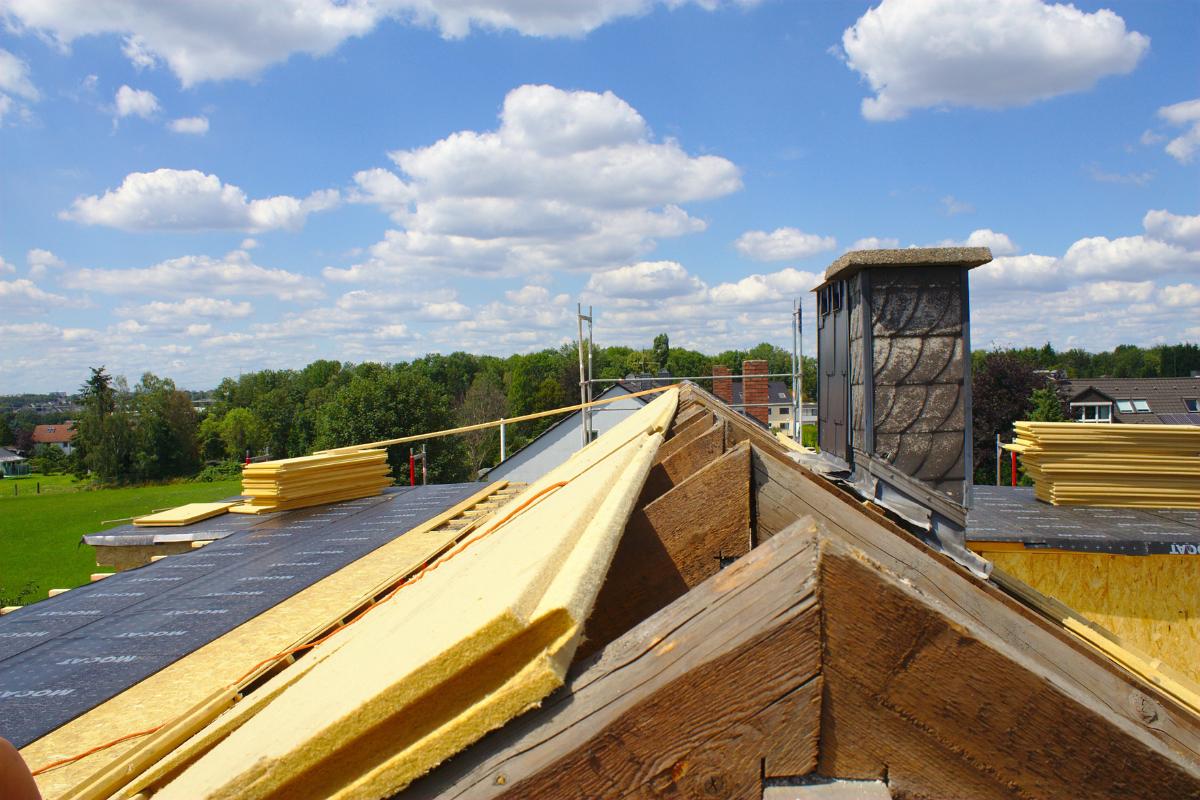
(968, 486, 1200, 555)
(0, 483, 479, 749)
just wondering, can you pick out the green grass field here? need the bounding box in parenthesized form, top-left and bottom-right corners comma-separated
(1, 472, 84, 497)
(0, 478, 242, 605)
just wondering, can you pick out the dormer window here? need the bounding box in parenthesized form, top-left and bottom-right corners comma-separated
(1071, 402, 1112, 423)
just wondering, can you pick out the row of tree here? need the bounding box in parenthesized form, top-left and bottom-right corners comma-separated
(16, 337, 809, 485)
(2, 339, 1194, 487)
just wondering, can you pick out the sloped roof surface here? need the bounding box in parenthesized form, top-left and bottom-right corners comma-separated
(1062, 377, 1200, 425)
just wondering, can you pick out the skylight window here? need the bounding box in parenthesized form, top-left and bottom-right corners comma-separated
(1186, 399, 1199, 413)
(1132, 399, 1151, 412)
(1116, 400, 1134, 413)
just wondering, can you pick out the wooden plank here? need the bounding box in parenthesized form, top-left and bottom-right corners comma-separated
(746, 439, 1200, 767)
(580, 442, 752, 658)
(819, 537, 1200, 799)
(405, 518, 822, 800)
(640, 419, 726, 502)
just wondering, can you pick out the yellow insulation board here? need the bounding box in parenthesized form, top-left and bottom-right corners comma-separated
(153, 389, 678, 800)
(133, 503, 236, 527)
(233, 450, 393, 514)
(1005, 421, 1200, 509)
(979, 547, 1200, 685)
(25, 483, 509, 799)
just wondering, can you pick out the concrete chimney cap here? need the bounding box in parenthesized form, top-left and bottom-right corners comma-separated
(817, 246, 993, 286)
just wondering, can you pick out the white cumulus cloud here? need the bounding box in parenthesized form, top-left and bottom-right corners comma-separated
(1155, 99, 1200, 164)
(27, 248, 65, 278)
(61, 169, 340, 232)
(118, 297, 254, 324)
(114, 84, 159, 118)
(1, 1, 757, 87)
(65, 249, 324, 301)
(1144, 209, 1200, 250)
(585, 261, 706, 301)
(734, 228, 836, 261)
(336, 84, 739, 279)
(0, 48, 38, 122)
(840, 0, 1148, 121)
(0, 278, 67, 311)
(168, 115, 209, 134)
(937, 229, 1019, 256)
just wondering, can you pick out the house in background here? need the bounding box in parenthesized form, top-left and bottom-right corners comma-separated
(1058, 377, 1200, 425)
(0, 446, 30, 477)
(32, 421, 77, 454)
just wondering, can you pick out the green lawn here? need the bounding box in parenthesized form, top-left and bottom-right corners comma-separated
(0, 478, 242, 605)
(1, 472, 84, 497)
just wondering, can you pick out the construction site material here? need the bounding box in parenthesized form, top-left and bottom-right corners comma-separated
(133, 504, 236, 527)
(0, 485, 481, 752)
(407, 517, 1200, 800)
(981, 550, 1200, 686)
(23, 484, 518, 800)
(1005, 421, 1200, 508)
(316, 383, 680, 455)
(152, 389, 677, 800)
(231, 450, 393, 515)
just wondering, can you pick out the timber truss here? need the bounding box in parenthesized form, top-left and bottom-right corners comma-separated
(404, 384, 1200, 800)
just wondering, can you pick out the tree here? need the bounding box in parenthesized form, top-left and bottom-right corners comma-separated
(652, 333, 670, 371)
(74, 366, 135, 483)
(1027, 386, 1067, 422)
(971, 353, 1043, 484)
(458, 372, 508, 476)
(0, 414, 13, 447)
(219, 408, 267, 460)
(314, 367, 468, 483)
(132, 373, 200, 480)
(30, 444, 69, 475)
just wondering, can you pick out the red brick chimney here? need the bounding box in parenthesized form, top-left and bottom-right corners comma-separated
(743, 359, 769, 426)
(712, 365, 733, 405)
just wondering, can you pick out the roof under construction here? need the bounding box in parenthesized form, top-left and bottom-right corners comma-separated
(6, 383, 1199, 800)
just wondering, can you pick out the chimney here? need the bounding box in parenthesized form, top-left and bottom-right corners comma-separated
(813, 247, 991, 504)
(742, 360, 769, 426)
(712, 365, 733, 405)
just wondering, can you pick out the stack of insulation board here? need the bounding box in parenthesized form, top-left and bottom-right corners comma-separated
(124, 390, 678, 800)
(231, 449, 394, 514)
(1006, 421, 1200, 509)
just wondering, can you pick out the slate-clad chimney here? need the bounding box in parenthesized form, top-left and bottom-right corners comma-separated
(712, 365, 733, 405)
(814, 248, 992, 504)
(742, 360, 769, 426)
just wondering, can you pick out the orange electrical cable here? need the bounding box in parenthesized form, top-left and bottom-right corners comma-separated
(31, 726, 164, 777)
(30, 480, 570, 778)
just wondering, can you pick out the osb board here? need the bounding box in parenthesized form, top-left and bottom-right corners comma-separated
(406, 517, 822, 800)
(987, 550, 1200, 685)
(24, 483, 509, 799)
(819, 537, 1200, 799)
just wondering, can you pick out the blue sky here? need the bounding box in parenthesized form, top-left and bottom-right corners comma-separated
(0, 0, 1197, 392)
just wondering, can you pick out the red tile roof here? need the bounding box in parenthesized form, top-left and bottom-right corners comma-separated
(32, 421, 77, 443)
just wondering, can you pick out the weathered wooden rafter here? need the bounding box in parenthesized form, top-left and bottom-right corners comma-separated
(404, 384, 1200, 800)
